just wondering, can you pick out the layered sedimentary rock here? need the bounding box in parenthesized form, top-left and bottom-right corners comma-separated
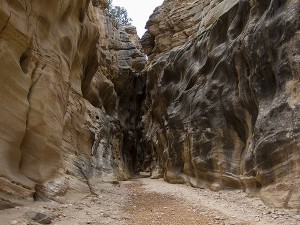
(141, 0, 300, 210)
(0, 0, 145, 208)
(1, 0, 299, 212)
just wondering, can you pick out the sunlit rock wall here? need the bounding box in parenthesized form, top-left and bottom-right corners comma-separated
(142, 0, 300, 210)
(0, 0, 145, 208)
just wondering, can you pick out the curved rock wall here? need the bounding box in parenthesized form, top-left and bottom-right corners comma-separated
(142, 0, 300, 209)
(0, 0, 145, 208)
(1, 0, 299, 212)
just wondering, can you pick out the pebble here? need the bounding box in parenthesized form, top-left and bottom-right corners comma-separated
(295, 214, 300, 218)
(10, 221, 27, 225)
(214, 216, 222, 220)
(102, 213, 110, 218)
(25, 211, 52, 224)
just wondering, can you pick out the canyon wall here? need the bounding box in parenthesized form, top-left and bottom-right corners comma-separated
(0, 0, 145, 209)
(0, 0, 299, 212)
(141, 0, 300, 210)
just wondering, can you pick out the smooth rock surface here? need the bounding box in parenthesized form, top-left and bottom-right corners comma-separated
(0, 0, 145, 208)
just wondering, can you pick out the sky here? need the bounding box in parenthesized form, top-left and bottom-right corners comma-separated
(112, 0, 164, 37)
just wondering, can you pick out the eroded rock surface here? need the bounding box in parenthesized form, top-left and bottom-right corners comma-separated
(0, 0, 145, 208)
(142, 0, 300, 210)
(0, 0, 299, 213)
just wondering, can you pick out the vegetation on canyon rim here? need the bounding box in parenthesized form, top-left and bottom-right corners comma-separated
(108, 0, 132, 26)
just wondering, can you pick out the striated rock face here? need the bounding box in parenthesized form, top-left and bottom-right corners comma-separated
(0, 0, 299, 212)
(141, 0, 240, 59)
(0, 0, 145, 208)
(142, 0, 300, 209)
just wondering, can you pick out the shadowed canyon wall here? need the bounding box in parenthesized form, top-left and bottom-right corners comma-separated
(0, 0, 145, 208)
(141, 0, 300, 210)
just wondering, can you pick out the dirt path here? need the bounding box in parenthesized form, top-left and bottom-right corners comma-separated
(1, 176, 300, 225)
(123, 177, 300, 225)
(125, 178, 300, 225)
(123, 178, 217, 225)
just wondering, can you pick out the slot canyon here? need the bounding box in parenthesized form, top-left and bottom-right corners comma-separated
(0, 0, 299, 224)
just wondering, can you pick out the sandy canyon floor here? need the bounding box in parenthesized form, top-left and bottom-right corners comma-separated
(1, 175, 300, 225)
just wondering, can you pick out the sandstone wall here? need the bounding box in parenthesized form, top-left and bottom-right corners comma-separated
(1, 0, 299, 212)
(0, 0, 145, 208)
(142, 0, 300, 210)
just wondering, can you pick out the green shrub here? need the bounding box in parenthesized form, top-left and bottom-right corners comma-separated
(108, 0, 132, 26)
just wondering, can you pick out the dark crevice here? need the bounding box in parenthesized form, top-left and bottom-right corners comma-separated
(0, 12, 11, 34)
(75, 163, 98, 196)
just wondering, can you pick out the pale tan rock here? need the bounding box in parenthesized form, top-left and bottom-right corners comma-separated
(0, 0, 145, 208)
(141, 0, 235, 59)
(201, 0, 239, 28)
